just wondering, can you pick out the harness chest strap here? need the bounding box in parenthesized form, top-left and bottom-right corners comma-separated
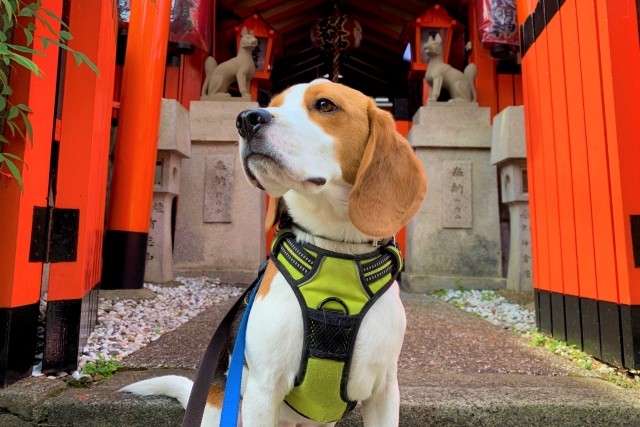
(269, 228, 403, 423)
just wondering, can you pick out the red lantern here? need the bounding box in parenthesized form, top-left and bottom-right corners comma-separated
(235, 14, 282, 100)
(236, 14, 282, 80)
(402, 4, 461, 80)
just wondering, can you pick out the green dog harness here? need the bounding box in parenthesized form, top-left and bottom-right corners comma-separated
(269, 227, 403, 423)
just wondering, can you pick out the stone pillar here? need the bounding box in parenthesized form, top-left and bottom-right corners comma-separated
(145, 99, 191, 283)
(172, 101, 265, 284)
(403, 102, 504, 291)
(490, 106, 532, 292)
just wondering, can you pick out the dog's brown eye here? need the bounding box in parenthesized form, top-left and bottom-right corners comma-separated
(315, 98, 338, 113)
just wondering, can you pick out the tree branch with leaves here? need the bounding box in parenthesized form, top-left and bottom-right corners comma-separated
(0, 0, 98, 190)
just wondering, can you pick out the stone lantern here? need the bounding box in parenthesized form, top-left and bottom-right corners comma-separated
(490, 106, 532, 292)
(145, 99, 191, 283)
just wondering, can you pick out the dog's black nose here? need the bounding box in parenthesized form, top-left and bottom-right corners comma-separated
(236, 109, 272, 139)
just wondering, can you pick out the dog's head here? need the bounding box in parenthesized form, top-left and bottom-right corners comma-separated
(237, 79, 427, 238)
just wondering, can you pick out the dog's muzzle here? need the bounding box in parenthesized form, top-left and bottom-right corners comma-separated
(236, 109, 272, 140)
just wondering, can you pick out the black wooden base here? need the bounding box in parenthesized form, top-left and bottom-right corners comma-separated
(0, 303, 39, 387)
(101, 229, 148, 289)
(535, 290, 637, 369)
(43, 285, 99, 373)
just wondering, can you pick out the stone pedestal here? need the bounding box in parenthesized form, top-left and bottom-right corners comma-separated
(145, 99, 190, 283)
(403, 102, 504, 291)
(172, 101, 265, 284)
(490, 106, 532, 292)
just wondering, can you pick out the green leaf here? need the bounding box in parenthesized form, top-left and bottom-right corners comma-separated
(16, 103, 31, 112)
(20, 110, 33, 142)
(23, 27, 33, 46)
(42, 7, 66, 26)
(34, 11, 58, 36)
(1, 0, 14, 16)
(0, 134, 8, 144)
(0, 151, 23, 161)
(0, 153, 24, 191)
(58, 30, 72, 41)
(5, 119, 25, 139)
(7, 105, 18, 120)
(0, 42, 9, 54)
(9, 52, 40, 75)
(5, 119, 15, 136)
(39, 36, 65, 49)
(9, 43, 42, 55)
(18, 6, 35, 17)
(72, 51, 100, 76)
(0, 96, 6, 112)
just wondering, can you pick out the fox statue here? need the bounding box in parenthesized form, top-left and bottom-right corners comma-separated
(201, 27, 258, 100)
(423, 33, 477, 103)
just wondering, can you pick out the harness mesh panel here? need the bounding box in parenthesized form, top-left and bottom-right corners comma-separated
(308, 309, 358, 361)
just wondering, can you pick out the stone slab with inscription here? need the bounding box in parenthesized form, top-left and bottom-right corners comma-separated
(443, 161, 472, 229)
(204, 155, 234, 223)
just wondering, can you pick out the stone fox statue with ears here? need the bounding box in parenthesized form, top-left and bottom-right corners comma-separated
(424, 33, 477, 102)
(201, 27, 258, 100)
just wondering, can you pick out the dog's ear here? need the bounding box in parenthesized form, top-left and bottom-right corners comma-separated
(265, 196, 282, 231)
(435, 33, 442, 42)
(241, 26, 248, 36)
(348, 100, 428, 237)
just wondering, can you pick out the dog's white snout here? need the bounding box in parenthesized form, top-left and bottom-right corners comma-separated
(236, 109, 272, 139)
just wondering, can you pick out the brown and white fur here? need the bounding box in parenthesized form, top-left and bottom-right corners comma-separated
(121, 79, 428, 426)
(424, 33, 477, 103)
(201, 27, 257, 100)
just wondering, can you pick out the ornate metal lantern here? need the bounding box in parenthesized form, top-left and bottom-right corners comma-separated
(310, 7, 362, 81)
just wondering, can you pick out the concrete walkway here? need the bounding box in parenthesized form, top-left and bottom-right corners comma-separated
(2, 291, 640, 426)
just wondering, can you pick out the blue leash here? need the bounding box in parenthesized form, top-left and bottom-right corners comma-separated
(219, 275, 261, 426)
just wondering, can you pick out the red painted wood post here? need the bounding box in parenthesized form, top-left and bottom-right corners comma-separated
(102, 0, 172, 289)
(0, 0, 62, 386)
(520, 0, 640, 369)
(43, 0, 118, 372)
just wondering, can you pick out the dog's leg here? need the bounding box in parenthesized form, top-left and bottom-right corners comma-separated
(241, 375, 282, 427)
(360, 374, 401, 427)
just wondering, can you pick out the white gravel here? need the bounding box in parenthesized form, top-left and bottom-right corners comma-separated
(434, 289, 536, 333)
(76, 277, 242, 372)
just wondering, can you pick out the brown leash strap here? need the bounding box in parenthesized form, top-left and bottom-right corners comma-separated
(181, 282, 256, 427)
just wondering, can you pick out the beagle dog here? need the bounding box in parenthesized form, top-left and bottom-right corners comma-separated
(121, 79, 427, 427)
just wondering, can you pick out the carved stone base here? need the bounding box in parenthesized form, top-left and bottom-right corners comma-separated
(404, 103, 504, 291)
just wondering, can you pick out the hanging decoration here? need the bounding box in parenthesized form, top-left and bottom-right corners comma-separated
(310, 4, 362, 81)
(476, 0, 519, 59)
(401, 4, 461, 81)
(117, 0, 212, 53)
